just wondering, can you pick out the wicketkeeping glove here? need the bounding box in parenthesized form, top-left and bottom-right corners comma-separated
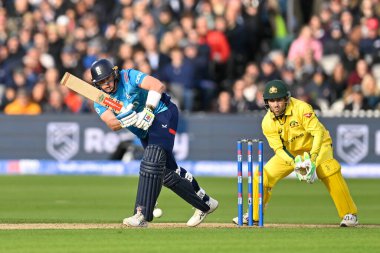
(294, 155, 306, 181)
(294, 152, 316, 184)
(135, 106, 155, 131)
(116, 104, 137, 128)
(302, 152, 316, 184)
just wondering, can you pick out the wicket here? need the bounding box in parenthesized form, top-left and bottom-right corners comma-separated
(237, 139, 264, 227)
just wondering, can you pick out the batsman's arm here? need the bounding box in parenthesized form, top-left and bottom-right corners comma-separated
(100, 110, 123, 131)
(139, 75, 165, 110)
(133, 75, 165, 131)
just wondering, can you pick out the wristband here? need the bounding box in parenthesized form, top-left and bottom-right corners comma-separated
(146, 90, 161, 109)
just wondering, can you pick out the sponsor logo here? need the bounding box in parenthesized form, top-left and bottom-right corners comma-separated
(136, 73, 143, 84)
(290, 120, 299, 127)
(98, 94, 105, 103)
(304, 113, 312, 118)
(144, 114, 152, 121)
(161, 124, 168, 128)
(46, 122, 79, 161)
(284, 133, 304, 145)
(104, 97, 123, 111)
(337, 125, 368, 164)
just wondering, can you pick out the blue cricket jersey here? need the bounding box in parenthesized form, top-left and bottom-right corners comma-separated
(94, 69, 168, 139)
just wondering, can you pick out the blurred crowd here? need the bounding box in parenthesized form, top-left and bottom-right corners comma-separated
(0, 0, 379, 115)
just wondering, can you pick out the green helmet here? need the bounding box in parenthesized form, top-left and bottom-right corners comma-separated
(263, 80, 290, 100)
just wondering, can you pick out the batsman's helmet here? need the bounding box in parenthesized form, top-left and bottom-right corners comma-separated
(263, 80, 290, 100)
(90, 59, 119, 87)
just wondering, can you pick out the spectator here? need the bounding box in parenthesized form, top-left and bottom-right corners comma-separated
(328, 62, 348, 102)
(280, 64, 298, 94)
(347, 59, 369, 89)
(340, 10, 356, 40)
(258, 57, 281, 83)
(0, 0, 379, 113)
(4, 88, 41, 115)
(5, 35, 25, 71)
(231, 79, 253, 112)
(323, 22, 346, 56)
(304, 68, 331, 108)
(196, 15, 231, 84)
(183, 41, 216, 111)
(343, 84, 371, 111)
(288, 25, 323, 63)
(223, 7, 249, 79)
(43, 88, 69, 113)
(360, 74, 380, 108)
(142, 33, 160, 75)
(160, 47, 196, 112)
(359, 17, 380, 63)
(215, 90, 233, 113)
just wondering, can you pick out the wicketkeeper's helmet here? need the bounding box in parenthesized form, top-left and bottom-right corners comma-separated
(263, 80, 291, 113)
(263, 80, 290, 100)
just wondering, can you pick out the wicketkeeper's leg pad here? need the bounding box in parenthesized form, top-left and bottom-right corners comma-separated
(321, 171, 357, 218)
(163, 169, 210, 212)
(253, 169, 272, 221)
(135, 145, 166, 221)
(316, 158, 341, 179)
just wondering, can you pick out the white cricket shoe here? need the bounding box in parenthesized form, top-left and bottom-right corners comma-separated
(123, 209, 148, 227)
(340, 214, 358, 227)
(232, 212, 249, 225)
(186, 197, 219, 227)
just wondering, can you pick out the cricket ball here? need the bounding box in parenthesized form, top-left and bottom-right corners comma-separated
(153, 208, 163, 218)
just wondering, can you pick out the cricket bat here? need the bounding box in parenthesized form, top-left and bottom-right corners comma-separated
(60, 72, 123, 113)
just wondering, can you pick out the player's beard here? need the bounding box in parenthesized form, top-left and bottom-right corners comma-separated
(271, 100, 288, 117)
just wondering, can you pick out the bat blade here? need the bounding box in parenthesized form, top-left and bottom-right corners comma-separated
(60, 72, 123, 113)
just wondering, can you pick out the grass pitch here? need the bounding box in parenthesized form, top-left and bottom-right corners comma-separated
(0, 176, 379, 253)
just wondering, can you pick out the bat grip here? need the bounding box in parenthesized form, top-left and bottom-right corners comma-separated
(116, 110, 133, 120)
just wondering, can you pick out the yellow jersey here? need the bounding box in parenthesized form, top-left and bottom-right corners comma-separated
(262, 97, 332, 165)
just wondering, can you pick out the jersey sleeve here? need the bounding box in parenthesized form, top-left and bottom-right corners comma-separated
(125, 69, 147, 88)
(94, 102, 107, 116)
(262, 115, 294, 166)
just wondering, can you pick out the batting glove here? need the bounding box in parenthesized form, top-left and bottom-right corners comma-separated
(116, 104, 137, 128)
(135, 106, 155, 131)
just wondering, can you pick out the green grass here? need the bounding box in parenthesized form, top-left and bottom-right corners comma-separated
(0, 176, 379, 253)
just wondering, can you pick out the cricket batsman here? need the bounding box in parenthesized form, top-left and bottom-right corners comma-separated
(90, 59, 218, 227)
(233, 80, 358, 227)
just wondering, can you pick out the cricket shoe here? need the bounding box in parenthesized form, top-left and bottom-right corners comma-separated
(232, 213, 258, 225)
(122, 209, 148, 227)
(186, 197, 219, 227)
(232, 212, 248, 225)
(340, 214, 358, 227)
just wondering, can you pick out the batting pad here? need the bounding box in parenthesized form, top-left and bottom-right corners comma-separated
(135, 145, 166, 221)
(163, 169, 210, 212)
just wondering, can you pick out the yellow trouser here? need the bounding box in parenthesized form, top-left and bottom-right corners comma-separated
(253, 144, 357, 220)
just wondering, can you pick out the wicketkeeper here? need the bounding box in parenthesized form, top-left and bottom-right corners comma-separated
(233, 80, 358, 227)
